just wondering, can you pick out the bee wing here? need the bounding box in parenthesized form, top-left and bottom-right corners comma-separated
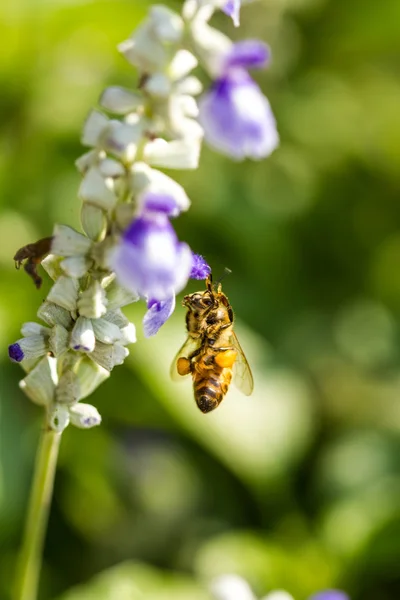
(170, 336, 201, 382)
(230, 332, 254, 396)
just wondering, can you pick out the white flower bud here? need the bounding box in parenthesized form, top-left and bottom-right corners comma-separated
(182, 0, 197, 20)
(211, 575, 256, 600)
(190, 22, 232, 77)
(49, 324, 69, 358)
(61, 256, 91, 278)
(178, 95, 199, 118)
(52, 225, 92, 257)
(149, 5, 183, 43)
(100, 121, 143, 164)
(70, 317, 96, 353)
(261, 593, 295, 600)
(98, 158, 125, 178)
(119, 23, 168, 72)
(143, 73, 172, 98)
(37, 301, 73, 329)
(75, 149, 100, 174)
(80, 204, 107, 242)
(131, 163, 190, 214)
(41, 255, 64, 281)
(78, 167, 117, 211)
(143, 137, 201, 170)
(189, 0, 224, 23)
(74, 356, 110, 399)
(19, 356, 58, 406)
(78, 280, 108, 319)
(90, 341, 129, 371)
(119, 322, 137, 345)
(49, 404, 70, 433)
(82, 110, 109, 147)
(169, 49, 198, 80)
(10, 335, 48, 362)
(105, 280, 139, 311)
(69, 403, 101, 429)
(56, 371, 80, 405)
(165, 95, 202, 139)
(21, 322, 51, 337)
(100, 86, 143, 114)
(175, 76, 203, 96)
(91, 318, 122, 344)
(47, 276, 79, 311)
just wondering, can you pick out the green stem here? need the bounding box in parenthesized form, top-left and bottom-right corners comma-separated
(14, 421, 61, 600)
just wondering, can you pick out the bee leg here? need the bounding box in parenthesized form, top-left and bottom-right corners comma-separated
(177, 357, 192, 376)
(188, 347, 202, 360)
(214, 349, 237, 368)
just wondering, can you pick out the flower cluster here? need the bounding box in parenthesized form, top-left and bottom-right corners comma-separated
(9, 0, 278, 432)
(211, 575, 350, 600)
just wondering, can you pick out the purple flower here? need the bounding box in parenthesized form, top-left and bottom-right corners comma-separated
(223, 0, 241, 27)
(111, 192, 211, 337)
(309, 592, 350, 600)
(8, 343, 24, 362)
(198, 40, 279, 160)
(191, 254, 211, 280)
(142, 253, 211, 337)
(111, 197, 193, 302)
(142, 191, 181, 217)
(143, 295, 176, 337)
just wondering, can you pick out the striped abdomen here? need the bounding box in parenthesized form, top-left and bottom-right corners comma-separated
(193, 362, 233, 414)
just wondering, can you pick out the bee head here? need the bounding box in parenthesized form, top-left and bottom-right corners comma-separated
(183, 291, 214, 311)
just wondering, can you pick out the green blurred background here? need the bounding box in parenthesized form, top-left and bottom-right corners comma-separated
(1, 0, 400, 599)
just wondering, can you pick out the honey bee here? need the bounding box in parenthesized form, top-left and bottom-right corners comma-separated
(13, 236, 53, 289)
(171, 274, 254, 413)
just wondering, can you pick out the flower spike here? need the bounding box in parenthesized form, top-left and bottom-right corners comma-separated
(11, 0, 278, 433)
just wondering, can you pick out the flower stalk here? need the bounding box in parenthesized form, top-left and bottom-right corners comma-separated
(14, 422, 61, 600)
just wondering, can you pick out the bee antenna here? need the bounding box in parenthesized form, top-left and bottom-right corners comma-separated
(215, 267, 232, 286)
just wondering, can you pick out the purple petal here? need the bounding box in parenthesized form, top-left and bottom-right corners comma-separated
(8, 343, 24, 362)
(191, 254, 211, 280)
(225, 40, 270, 70)
(111, 214, 193, 301)
(223, 0, 241, 27)
(143, 191, 180, 217)
(308, 591, 350, 600)
(199, 72, 279, 160)
(143, 295, 176, 337)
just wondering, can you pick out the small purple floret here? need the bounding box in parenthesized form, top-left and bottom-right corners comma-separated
(112, 211, 192, 302)
(224, 40, 270, 70)
(143, 295, 176, 337)
(309, 591, 350, 600)
(223, 0, 241, 27)
(8, 343, 24, 362)
(199, 70, 279, 160)
(191, 254, 211, 280)
(143, 192, 179, 217)
(199, 41, 279, 161)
